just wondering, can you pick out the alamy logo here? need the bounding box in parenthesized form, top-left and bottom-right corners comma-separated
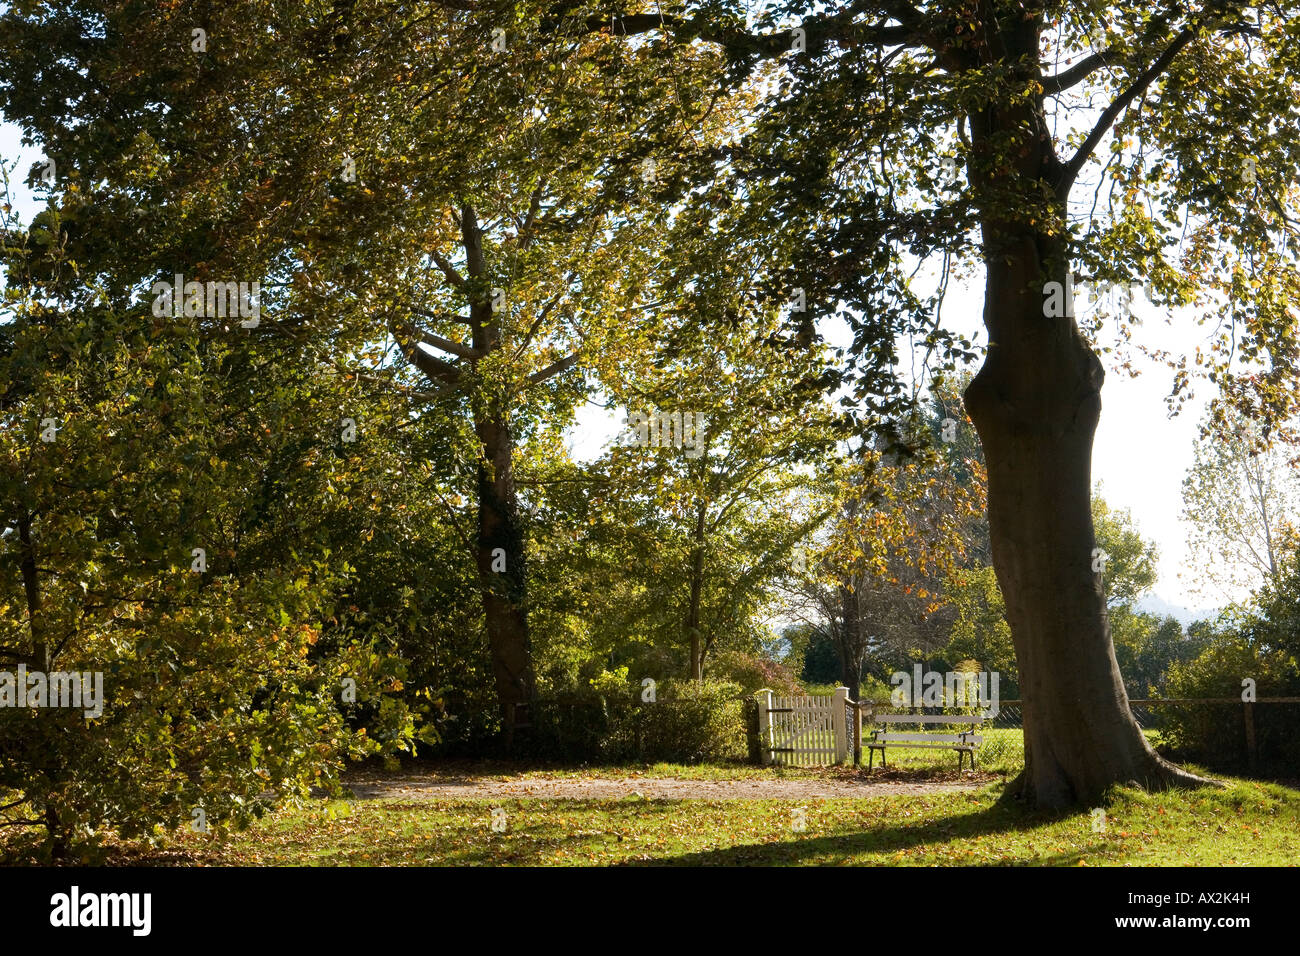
(50, 886, 151, 936)
(1042, 275, 1154, 319)
(0, 664, 102, 718)
(890, 665, 1000, 717)
(623, 409, 706, 458)
(151, 273, 261, 327)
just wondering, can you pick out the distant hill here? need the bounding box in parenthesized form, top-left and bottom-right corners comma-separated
(1134, 593, 1219, 627)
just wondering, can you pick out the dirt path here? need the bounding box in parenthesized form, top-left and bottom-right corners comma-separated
(343, 774, 985, 801)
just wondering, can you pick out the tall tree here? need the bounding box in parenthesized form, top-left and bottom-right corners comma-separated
(590, 249, 844, 681)
(1093, 493, 1159, 607)
(590, 0, 1300, 805)
(1182, 406, 1299, 601)
(785, 431, 984, 700)
(0, 0, 729, 745)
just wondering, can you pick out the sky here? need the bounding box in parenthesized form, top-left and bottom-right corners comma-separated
(905, 275, 1221, 612)
(1, 121, 1225, 612)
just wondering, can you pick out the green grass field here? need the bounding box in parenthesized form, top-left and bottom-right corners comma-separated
(10, 727, 1293, 866)
(139, 777, 1299, 866)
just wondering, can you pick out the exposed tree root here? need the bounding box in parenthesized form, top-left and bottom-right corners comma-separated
(998, 755, 1223, 810)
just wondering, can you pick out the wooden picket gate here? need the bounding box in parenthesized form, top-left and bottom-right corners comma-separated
(757, 688, 851, 766)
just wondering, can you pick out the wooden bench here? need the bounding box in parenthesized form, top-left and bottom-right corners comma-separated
(867, 714, 983, 771)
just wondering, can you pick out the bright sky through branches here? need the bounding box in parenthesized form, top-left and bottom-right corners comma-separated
(569, 266, 1224, 613)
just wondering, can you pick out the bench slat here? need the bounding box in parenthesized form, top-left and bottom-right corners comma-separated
(872, 714, 984, 724)
(873, 733, 983, 744)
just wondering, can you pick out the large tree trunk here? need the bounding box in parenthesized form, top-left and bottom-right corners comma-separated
(455, 201, 536, 750)
(958, 28, 1206, 805)
(18, 509, 64, 857)
(963, 230, 1204, 808)
(475, 412, 535, 750)
(685, 500, 706, 681)
(17, 510, 46, 668)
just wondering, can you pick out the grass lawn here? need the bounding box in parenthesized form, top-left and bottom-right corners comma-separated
(118, 775, 1300, 866)
(10, 728, 1292, 866)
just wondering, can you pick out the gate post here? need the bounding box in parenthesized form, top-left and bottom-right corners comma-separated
(853, 701, 863, 767)
(1244, 700, 1258, 771)
(832, 686, 848, 764)
(757, 689, 774, 766)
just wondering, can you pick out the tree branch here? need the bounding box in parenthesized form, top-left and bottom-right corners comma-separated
(412, 305, 475, 326)
(411, 324, 484, 360)
(391, 320, 463, 387)
(553, 6, 925, 60)
(429, 249, 468, 290)
(408, 347, 461, 382)
(528, 351, 580, 385)
(512, 286, 568, 360)
(1056, 27, 1196, 199)
(461, 202, 486, 279)
(519, 179, 548, 244)
(1043, 49, 1123, 94)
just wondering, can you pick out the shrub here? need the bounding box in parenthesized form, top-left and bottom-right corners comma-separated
(0, 571, 398, 861)
(711, 649, 801, 697)
(625, 678, 747, 762)
(1161, 634, 1300, 772)
(531, 677, 746, 763)
(530, 683, 634, 762)
(858, 675, 897, 706)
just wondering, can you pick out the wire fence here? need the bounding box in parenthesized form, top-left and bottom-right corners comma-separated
(989, 698, 1300, 773)
(752, 694, 1300, 774)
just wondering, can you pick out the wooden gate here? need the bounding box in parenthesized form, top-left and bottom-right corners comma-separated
(757, 688, 851, 766)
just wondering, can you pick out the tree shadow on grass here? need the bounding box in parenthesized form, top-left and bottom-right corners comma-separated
(299, 797, 696, 866)
(622, 801, 1079, 867)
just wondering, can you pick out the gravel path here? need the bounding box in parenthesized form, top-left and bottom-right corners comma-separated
(343, 774, 985, 801)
